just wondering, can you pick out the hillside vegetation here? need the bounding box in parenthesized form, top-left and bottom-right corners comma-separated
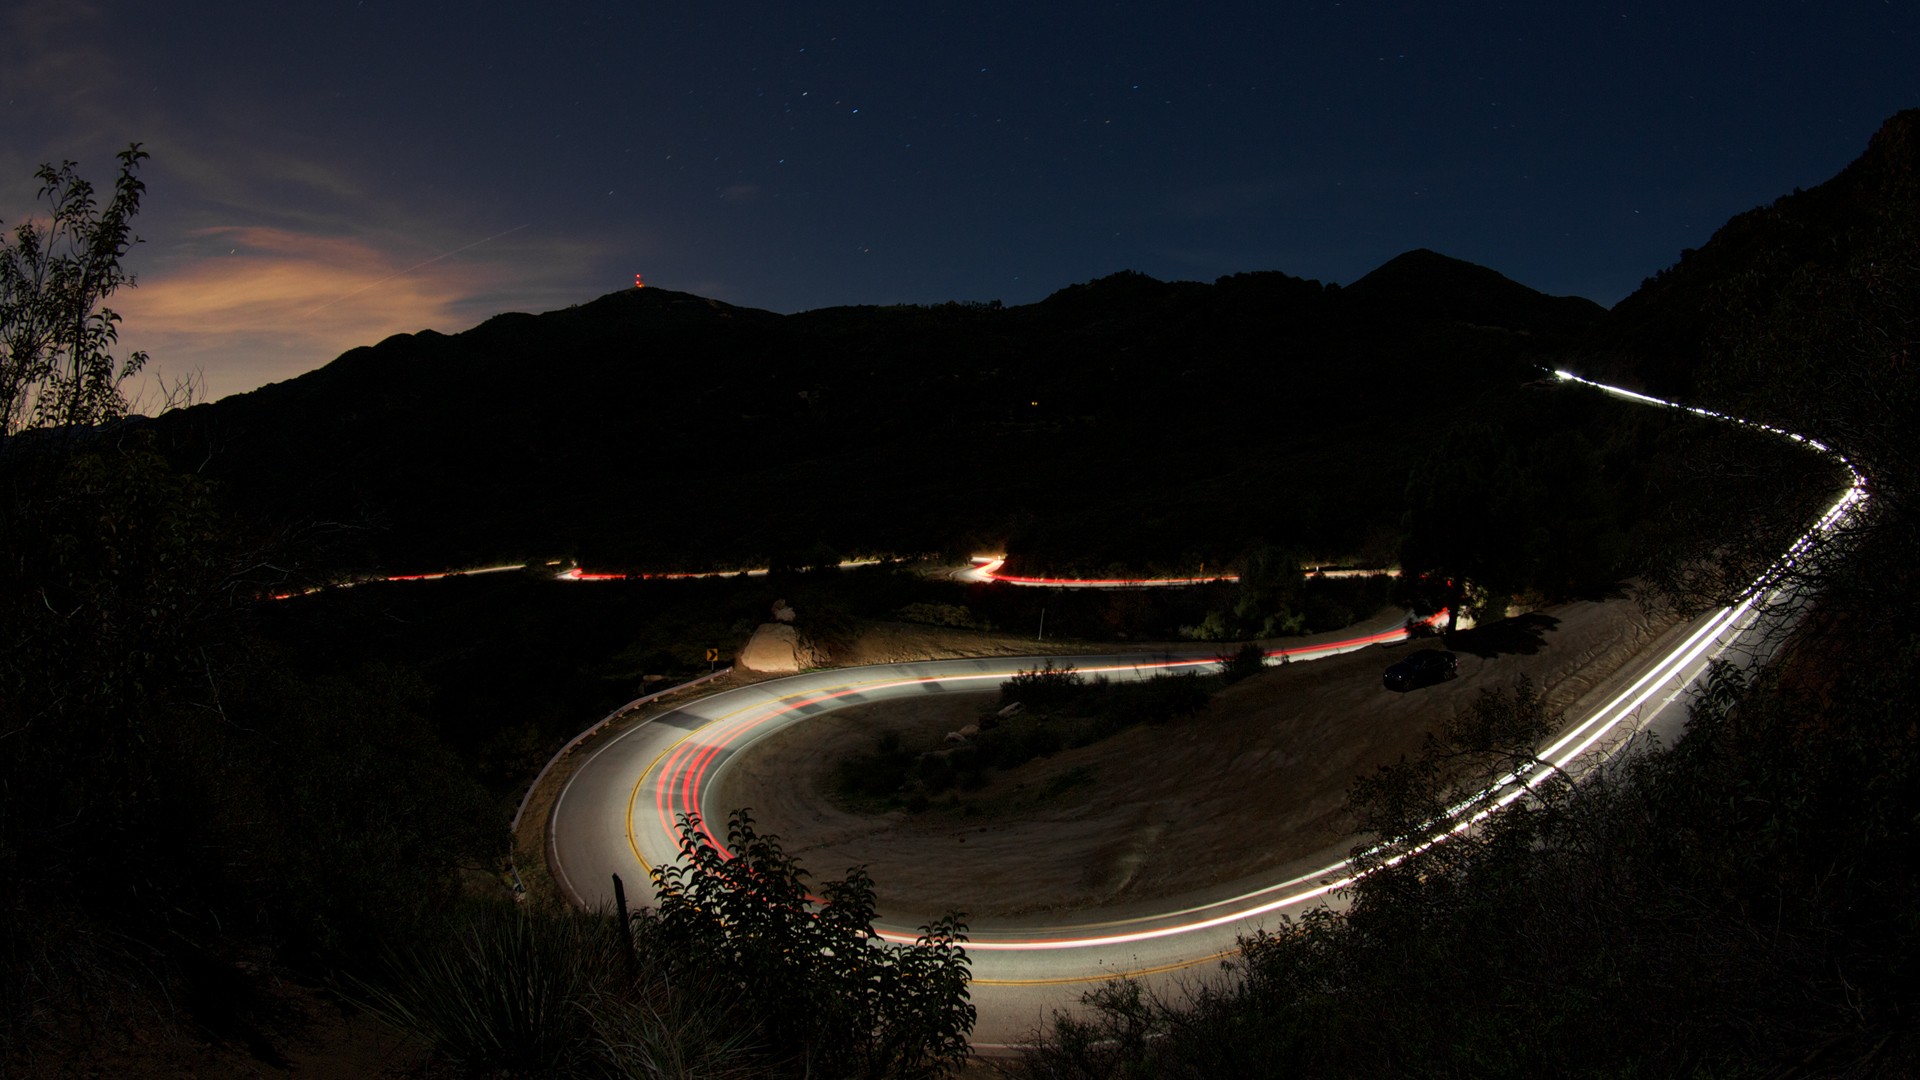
(144, 251, 1601, 578)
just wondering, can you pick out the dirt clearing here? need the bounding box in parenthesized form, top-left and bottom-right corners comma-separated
(709, 598, 1678, 922)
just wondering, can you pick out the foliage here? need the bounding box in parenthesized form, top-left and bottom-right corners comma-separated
(894, 601, 983, 629)
(1341, 677, 1559, 908)
(839, 671, 1213, 813)
(345, 814, 981, 1080)
(1177, 608, 1233, 641)
(1019, 640, 1920, 1077)
(1181, 565, 1396, 642)
(1095, 672, 1210, 731)
(1392, 382, 1726, 630)
(0, 145, 148, 440)
(999, 660, 1087, 709)
(356, 902, 626, 1076)
(213, 660, 500, 960)
(835, 729, 919, 801)
(643, 810, 974, 1078)
(0, 442, 507, 1070)
(1227, 544, 1310, 638)
(1216, 642, 1267, 683)
(356, 900, 756, 1079)
(997, 668, 1209, 742)
(1640, 190, 1914, 620)
(2, 444, 237, 1047)
(0, 150, 521, 1069)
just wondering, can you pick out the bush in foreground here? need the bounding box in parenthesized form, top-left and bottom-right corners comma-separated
(359, 811, 974, 1078)
(355, 900, 752, 1078)
(644, 811, 975, 1079)
(1016, 650, 1920, 1077)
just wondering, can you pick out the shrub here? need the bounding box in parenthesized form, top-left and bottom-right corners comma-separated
(645, 811, 974, 1077)
(353, 900, 753, 1078)
(977, 719, 1066, 768)
(835, 729, 915, 801)
(1000, 661, 1090, 710)
(1085, 673, 1211, 737)
(1218, 642, 1269, 683)
(895, 602, 981, 629)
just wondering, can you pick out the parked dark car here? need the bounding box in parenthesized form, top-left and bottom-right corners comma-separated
(1383, 648, 1459, 691)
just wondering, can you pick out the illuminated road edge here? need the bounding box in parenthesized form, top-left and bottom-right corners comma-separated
(956, 556, 1240, 588)
(953, 556, 1393, 588)
(548, 369, 1866, 1044)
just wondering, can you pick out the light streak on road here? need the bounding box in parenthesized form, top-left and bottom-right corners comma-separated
(957, 555, 1237, 587)
(382, 563, 527, 582)
(555, 558, 888, 582)
(276, 552, 1322, 600)
(547, 369, 1867, 1044)
(268, 558, 905, 599)
(957, 556, 1396, 588)
(265, 561, 528, 599)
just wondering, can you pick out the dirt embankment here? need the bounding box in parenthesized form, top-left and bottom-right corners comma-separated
(709, 599, 1676, 923)
(832, 621, 1111, 666)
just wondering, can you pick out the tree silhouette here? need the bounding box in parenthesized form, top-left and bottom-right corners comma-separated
(643, 810, 974, 1078)
(1, 145, 149, 443)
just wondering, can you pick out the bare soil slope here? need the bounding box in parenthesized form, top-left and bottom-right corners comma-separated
(710, 599, 1675, 923)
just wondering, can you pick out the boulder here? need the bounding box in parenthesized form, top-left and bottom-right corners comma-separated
(737, 623, 811, 672)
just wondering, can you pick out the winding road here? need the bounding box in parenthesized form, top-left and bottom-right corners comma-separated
(544, 370, 1866, 1048)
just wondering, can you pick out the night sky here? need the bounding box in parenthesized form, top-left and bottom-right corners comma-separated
(4, 2, 1915, 402)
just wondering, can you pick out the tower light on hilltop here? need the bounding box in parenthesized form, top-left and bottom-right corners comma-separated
(634, 274, 645, 289)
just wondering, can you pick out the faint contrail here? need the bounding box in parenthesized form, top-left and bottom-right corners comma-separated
(303, 223, 530, 317)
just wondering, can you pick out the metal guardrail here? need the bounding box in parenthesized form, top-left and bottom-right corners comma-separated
(506, 666, 734, 900)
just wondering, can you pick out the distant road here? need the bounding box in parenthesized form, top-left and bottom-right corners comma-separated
(953, 556, 1239, 587)
(545, 370, 1865, 1048)
(951, 555, 1395, 587)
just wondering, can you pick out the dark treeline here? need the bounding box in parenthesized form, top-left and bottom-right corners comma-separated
(140, 248, 1601, 582)
(1391, 375, 1842, 632)
(0, 452, 497, 1069)
(0, 150, 465, 1069)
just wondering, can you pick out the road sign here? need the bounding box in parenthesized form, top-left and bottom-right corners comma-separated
(705, 648, 719, 662)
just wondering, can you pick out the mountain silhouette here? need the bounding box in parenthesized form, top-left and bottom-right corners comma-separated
(124, 108, 1920, 578)
(1345, 248, 1603, 331)
(147, 251, 1600, 576)
(1587, 108, 1920, 398)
